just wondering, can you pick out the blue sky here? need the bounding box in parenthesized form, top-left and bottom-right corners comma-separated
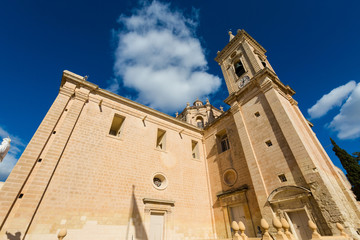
(0, 0, 359, 180)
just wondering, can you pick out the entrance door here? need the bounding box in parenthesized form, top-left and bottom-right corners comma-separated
(149, 212, 165, 240)
(229, 205, 252, 236)
(287, 210, 312, 240)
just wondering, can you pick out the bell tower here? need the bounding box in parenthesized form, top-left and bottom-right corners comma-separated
(215, 29, 276, 95)
(213, 29, 360, 237)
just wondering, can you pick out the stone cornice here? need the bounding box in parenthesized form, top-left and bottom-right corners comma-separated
(143, 198, 175, 206)
(216, 184, 249, 198)
(215, 29, 266, 63)
(59, 87, 74, 97)
(60, 70, 202, 134)
(61, 70, 99, 92)
(224, 68, 295, 106)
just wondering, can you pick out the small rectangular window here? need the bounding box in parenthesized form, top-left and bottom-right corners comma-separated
(192, 140, 199, 159)
(156, 129, 166, 150)
(278, 174, 287, 182)
(265, 140, 272, 147)
(217, 130, 230, 153)
(109, 114, 125, 137)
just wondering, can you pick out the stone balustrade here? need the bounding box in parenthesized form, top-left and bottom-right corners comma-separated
(308, 220, 351, 240)
(230, 218, 352, 240)
(56, 218, 351, 240)
(57, 228, 67, 240)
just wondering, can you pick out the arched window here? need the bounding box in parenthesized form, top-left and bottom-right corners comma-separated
(234, 60, 245, 77)
(196, 117, 204, 128)
(262, 61, 267, 68)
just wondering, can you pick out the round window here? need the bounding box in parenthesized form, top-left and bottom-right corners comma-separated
(152, 173, 168, 190)
(223, 169, 238, 186)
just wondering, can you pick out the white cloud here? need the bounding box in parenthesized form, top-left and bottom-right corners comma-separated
(307, 81, 356, 119)
(0, 153, 18, 181)
(111, 1, 221, 112)
(328, 82, 360, 139)
(0, 125, 25, 181)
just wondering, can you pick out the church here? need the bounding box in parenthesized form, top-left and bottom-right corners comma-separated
(0, 29, 359, 240)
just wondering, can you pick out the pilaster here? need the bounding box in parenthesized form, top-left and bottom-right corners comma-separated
(0, 85, 74, 231)
(0, 89, 89, 239)
(230, 102, 274, 222)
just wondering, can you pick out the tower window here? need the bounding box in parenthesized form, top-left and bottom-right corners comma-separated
(254, 112, 260, 117)
(234, 60, 245, 77)
(265, 140, 272, 147)
(192, 140, 199, 159)
(109, 114, 125, 137)
(217, 130, 230, 153)
(196, 116, 204, 128)
(156, 129, 166, 150)
(262, 61, 267, 68)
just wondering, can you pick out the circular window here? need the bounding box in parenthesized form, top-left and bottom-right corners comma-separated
(152, 173, 168, 190)
(223, 169, 238, 186)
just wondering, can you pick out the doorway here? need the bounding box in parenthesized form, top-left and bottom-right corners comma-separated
(149, 212, 165, 240)
(228, 204, 254, 236)
(287, 210, 312, 240)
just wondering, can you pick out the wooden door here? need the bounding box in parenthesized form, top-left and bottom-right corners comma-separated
(287, 210, 312, 240)
(229, 205, 252, 236)
(149, 212, 164, 240)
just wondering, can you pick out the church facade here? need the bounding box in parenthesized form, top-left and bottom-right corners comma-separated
(0, 30, 359, 240)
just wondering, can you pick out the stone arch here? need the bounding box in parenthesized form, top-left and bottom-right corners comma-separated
(267, 185, 331, 237)
(267, 185, 311, 203)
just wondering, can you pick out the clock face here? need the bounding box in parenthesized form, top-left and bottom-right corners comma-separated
(238, 75, 250, 89)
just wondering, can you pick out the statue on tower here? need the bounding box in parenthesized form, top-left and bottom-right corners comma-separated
(0, 137, 11, 162)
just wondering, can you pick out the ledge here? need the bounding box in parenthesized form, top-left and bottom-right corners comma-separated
(216, 184, 249, 198)
(60, 70, 202, 135)
(143, 198, 175, 206)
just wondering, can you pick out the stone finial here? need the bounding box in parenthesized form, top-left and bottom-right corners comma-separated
(273, 217, 289, 240)
(217, 50, 220, 55)
(206, 98, 210, 105)
(231, 221, 241, 240)
(57, 228, 67, 240)
(273, 216, 283, 233)
(336, 223, 349, 238)
(308, 220, 321, 239)
(83, 75, 88, 81)
(260, 219, 271, 240)
(229, 31, 235, 41)
(175, 112, 178, 117)
(220, 106, 224, 112)
(237, 29, 241, 34)
(238, 221, 248, 240)
(281, 217, 295, 240)
(186, 102, 190, 108)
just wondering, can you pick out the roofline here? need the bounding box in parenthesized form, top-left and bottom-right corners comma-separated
(60, 70, 203, 134)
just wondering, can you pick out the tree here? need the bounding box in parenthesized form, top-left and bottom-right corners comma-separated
(330, 138, 360, 201)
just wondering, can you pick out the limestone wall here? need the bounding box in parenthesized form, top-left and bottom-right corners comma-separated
(0, 73, 215, 240)
(204, 113, 261, 239)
